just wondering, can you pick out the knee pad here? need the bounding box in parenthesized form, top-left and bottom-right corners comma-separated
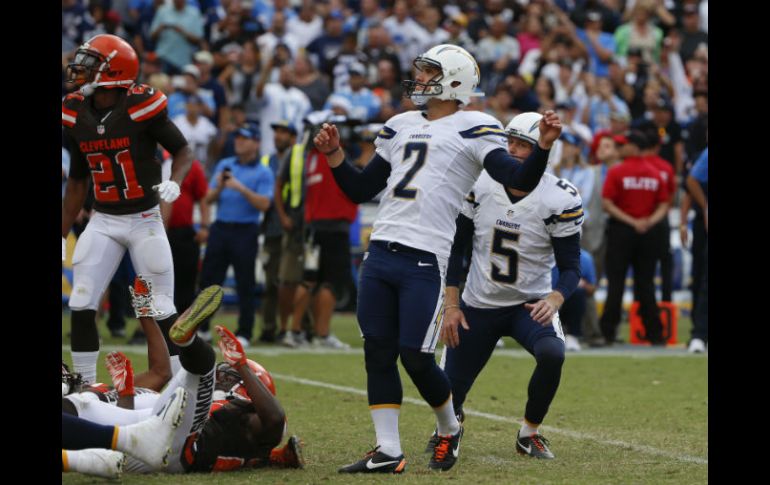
(534, 336, 565, 369)
(135, 237, 173, 274)
(364, 337, 399, 374)
(68, 275, 99, 311)
(399, 347, 435, 377)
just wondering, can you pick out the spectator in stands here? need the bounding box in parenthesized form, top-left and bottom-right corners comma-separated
(476, 14, 521, 95)
(307, 10, 346, 78)
(383, 0, 429, 75)
(576, 9, 615, 78)
(166, 64, 216, 119)
(287, 0, 324, 50)
(678, 3, 708, 63)
(554, 132, 594, 206)
(172, 94, 218, 169)
(255, 58, 312, 157)
(198, 125, 275, 346)
(614, 0, 666, 64)
(220, 40, 263, 125)
(257, 10, 301, 63)
(324, 63, 381, 122)
(149, 0, 204, 75)
(193, 50, 229, 128)
(294, 52, 331, 112)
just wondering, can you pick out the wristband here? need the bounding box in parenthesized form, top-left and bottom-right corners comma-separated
(324, 146, 341, 156)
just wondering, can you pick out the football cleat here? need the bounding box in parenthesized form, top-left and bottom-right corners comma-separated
(338, 446, 406, 474)
(120, 387, 187, 469)
(65, 449, 126, 479)
(428, 426, 463, 471)
(169, 285, 224, 344)
(516, 431, 555, 459)
(425, 410, 465, 452)
(270, 435, 305, 469)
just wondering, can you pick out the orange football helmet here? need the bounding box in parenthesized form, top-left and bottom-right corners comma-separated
(67, 34, 139, 93)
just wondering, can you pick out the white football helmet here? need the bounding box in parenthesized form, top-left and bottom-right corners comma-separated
(505, 112, 542, 145)
(402, 44, 483, 106)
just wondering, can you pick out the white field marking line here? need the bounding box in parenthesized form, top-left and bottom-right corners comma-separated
(271, 372, 708, 466)
(66, 345, 706, 359)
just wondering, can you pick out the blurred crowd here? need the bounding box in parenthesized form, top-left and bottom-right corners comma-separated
(62, 0, 708, 351)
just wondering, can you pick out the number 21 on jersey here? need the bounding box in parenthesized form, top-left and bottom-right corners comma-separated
(87, 150, 145, 202)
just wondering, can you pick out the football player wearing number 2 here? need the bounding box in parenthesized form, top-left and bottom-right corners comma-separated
(62, 34, 193, 384)
(315, 44, 562, 473)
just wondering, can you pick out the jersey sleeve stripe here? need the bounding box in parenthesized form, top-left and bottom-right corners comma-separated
(62, 112, 76, 127)
(127, 91, 164, 114)
(129, 94, 168, 122)
(376, 126, 397, 140)
(459, 124, 505, 138)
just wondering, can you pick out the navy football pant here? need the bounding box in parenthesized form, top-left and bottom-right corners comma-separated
(444, 302, 565, 425)
(357, 241, 450, 407)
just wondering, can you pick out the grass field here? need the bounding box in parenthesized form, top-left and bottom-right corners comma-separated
(62, 310, 707, 484)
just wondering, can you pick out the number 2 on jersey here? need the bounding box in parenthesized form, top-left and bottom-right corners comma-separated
(87, 150, 145, 202)
(490, 228, 520, 284)
(393, 142, 428, 199)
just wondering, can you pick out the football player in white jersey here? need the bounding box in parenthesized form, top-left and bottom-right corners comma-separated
(313, 44, 563, 473)
(436, 111, 584, 460)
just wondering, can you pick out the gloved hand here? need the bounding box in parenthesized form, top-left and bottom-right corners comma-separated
(152, 180, 181, 203)
(105, 351, 135, 398)
(216, 325, 247, 369)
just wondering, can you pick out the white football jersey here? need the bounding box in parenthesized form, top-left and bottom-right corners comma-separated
(370, 110, 508, 265)
(461, 171, 583, 308)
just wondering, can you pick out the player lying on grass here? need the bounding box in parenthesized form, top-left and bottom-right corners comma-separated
(62, 276, 304, 478)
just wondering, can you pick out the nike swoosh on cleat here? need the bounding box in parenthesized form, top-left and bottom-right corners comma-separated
(365, 459, 401, 470)
(453, 444, 460, 458)
(518, 442, 531, 454)
(417, 261, 433, 267)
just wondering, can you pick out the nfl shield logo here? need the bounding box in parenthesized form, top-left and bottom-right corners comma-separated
(507, 209, 515, 217)
(97, 125, 105, 135)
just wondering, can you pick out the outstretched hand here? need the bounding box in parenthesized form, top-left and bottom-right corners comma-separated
(313, 123, 340, 155)
(538, 110, 563, 148)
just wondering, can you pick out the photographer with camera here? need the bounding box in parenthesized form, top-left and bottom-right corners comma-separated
(196, 124, 275, 346)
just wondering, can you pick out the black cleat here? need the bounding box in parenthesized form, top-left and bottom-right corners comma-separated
(516, 431, 555, 459)
(338, 446, 406, 474)
(425, 410, 465, 453)
(428, 426, 463, 471)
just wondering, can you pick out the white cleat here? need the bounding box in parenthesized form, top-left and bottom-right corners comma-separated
(67, 449, 126, 479)
(688, 338, 706, 353)
(121, 387, 187, 469)
(314, 334, 350, 349)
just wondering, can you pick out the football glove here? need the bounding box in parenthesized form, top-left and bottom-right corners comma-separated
(216, 325, 247, 369)
(105, 351, 135, 398)
(152, 180, 181, 203)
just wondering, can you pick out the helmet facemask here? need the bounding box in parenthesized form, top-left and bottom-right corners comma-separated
(402, 56, 445, 106)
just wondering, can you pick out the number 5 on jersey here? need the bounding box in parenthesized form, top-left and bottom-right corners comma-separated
(393, 142, 428, 199)
(87, 150, 145, 202)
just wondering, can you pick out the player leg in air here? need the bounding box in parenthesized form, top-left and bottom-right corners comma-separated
(62, 385, 188, 478)
(63, 276, 304, 475)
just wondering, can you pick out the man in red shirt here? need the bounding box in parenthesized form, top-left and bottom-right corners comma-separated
(639, 124, 677, 304)
(167, 159, 211, 317)
(600, 130, 670, 345)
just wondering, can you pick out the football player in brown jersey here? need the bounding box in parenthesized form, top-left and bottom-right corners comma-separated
(62, 34, 193, 385)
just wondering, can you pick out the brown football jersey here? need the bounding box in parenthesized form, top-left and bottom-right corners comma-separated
(62, 84, 188, 215)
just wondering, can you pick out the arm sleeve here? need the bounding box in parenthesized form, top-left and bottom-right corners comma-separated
(146, 111, 189, 155)
(330, 153, 392, 203)
(446, 213, 475, 287)
(551, 233, 582, 300)
(257, 168, 275, 199)
(483, 146, 551, 192)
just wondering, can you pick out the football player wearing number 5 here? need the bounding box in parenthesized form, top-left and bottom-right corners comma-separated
(314, 44, 562, 474)
(62, 34, 193, 385)
(437, 112, 583, 460)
